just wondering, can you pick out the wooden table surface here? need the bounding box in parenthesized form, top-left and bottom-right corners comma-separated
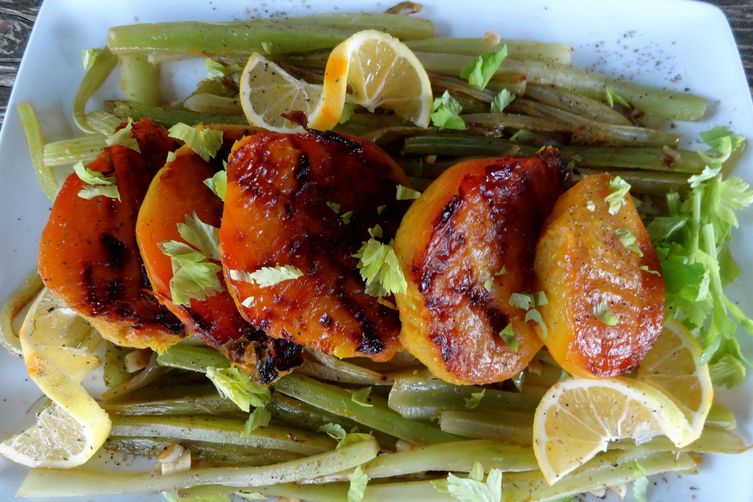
(0, 0, 751, 125)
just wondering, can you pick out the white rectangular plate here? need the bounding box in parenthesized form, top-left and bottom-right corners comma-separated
(0, 0, 751, 500)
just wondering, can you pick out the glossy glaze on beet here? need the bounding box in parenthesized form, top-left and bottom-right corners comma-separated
(136, 147, 302, 382)
(221, 130, 411, 361)
(38, 118, 185, 350)
(534, 173, 665, 377)
(395, 148, 568, 384)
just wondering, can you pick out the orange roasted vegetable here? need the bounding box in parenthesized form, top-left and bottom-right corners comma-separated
(394, 148, 568, 385)
(136, 147, 302, 382)
(39, 118, 185, 350)
(534, 173, 665, 377)
(221, 130, 411, 361)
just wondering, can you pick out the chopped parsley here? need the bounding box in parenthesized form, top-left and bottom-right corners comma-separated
(593, 297, 619, 326)
(464, 389, 485, 409)
(396, 184, 422, 200)
(348, 466, 369, 502)
(353, 237, 407, 298)
(460, 45, 509, 90)
(229, 265, 304, 288)
(431, 91, 465, 130)
(242, 407, 271, 435)
(604, 86, 630, 108)
(158, 213, 223, 305)
(105, 119, 140, 152)
(490, 89, 516, 113)
(204, 168, 227, 201)
(168, 123, 223, 161)
(73, 161, 120, 201)
(351, 387, 373, 408)
(432, 462, 502, 502)
(205, 366, 270, 412)
(615, 228, 643, 256)
(604, 176, 631, 215)
(499, 324, 519, 352)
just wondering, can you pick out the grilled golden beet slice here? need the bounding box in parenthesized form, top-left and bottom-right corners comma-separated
(221, 130, 411, 361)
(136, 147, 302, 383)
(534, 173, 665, 377)
(394, 148, 568, 385)
(39, 118, 185, 351)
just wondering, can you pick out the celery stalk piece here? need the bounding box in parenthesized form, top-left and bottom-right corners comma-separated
(388, 376, 540, 419)
(101, 354, 170, 402)
(73, 48, 118, 134)
(402, 136, 706, 173)
(110, 415, 335, 455)
(525, 84, 632, 126)
(274, 374, 458, 445)
(105, 436, 303, 466)
(102, 342, 130, 389)
(316, 439, 537, 482)
(43, 135, 107, 167)
(504, 451, 697, 501)
(183, 93, 241, 115)
(508, 99, 682, 147)
(438, 410, 534, 443)
(102, 393, 240, 417)
(17, 104, 57, 200)
(406, 37, 572, 64)
(119, 54, 160, 105)
(521, 59, 707, 121)
(573, 168, 690, 196)
(107, 100, 247, 126)
(156, 343, 230, 372)
(614, 426, 749, 454)
(107, 14, 434, 56)
(412, 52, 706, 120)
(18, 437, 379, 496)
(0, 270, 43, 356)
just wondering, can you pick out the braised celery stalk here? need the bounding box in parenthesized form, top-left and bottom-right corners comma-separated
(73, 48, 118, 134)
(102, 392, 239, 416)
(315, 439, 537, 482)
(17, 104, 57, 200)
(388, 376, 540, 419)
(18, 437, 379, 496)
(525, 84, 632, 125)
(118, 54, 160, 105)
(274, 374, 457, 445)
(438, 410, 534, 443)
(156, 343, 230, 372)
(0, 270, 43, 356)
(411, 52, 706, 120)
(406, 37, 572, 64)
(104, 436, 303, 466)
(107, 14, 434, 56)
(110, 415, 334, 455)
(107, 100, 248, 126)
(503, 451, 697, 501)
(43, 135, 107, 167)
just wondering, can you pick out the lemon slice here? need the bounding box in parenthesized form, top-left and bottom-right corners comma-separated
(636, 320, 713, 436)
(532, 376, 697, 485)
(309, 30, 432, 130)
(239, 53, 323, 133)
(0, 289, 110, 468)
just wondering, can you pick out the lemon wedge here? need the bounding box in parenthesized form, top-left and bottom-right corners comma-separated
(532, 376, 697, 485)
(239, 53, 323, 133)
(309, 29, 432, 130)
(636, 320, 713, 437)
(0, 289, 110, 468)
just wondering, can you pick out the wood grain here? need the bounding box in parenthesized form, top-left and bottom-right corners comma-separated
(0, 0, 751, 126)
